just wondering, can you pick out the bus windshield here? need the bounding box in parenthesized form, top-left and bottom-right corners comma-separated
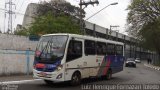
(35, 35, 68, 63)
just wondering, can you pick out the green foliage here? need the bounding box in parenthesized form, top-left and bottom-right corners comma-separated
(15, 0, 84, 36)
(139, 19, 160, 51)
(14, 27, 29, 36)
(127, 0, 160, 54)
(29, 12, 81, 35)
(37, 0, 85, 18)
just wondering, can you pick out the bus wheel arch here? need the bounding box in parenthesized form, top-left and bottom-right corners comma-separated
(70, 70, 81, 86)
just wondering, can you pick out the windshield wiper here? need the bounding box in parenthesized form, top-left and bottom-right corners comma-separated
(38, 39, 52, 59)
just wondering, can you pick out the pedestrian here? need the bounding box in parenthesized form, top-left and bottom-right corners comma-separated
(147, 58, 150, 64)
(149, 58, 152, 64)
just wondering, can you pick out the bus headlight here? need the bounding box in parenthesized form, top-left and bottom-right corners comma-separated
(56, 73, 63, 79)
(56, 65, 63, 71)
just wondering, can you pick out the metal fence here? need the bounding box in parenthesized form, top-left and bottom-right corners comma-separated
(85, 21, 160, 65)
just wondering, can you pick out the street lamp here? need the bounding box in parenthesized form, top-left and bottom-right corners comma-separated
(85, 2, 118, 20)
(110, 2, 118, 5)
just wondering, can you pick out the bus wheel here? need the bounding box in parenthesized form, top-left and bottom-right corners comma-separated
(106, 70, 112, 80)
(44, 80, 53, 85)
(70, 72, 81, 86)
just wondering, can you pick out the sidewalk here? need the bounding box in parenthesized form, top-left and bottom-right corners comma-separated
(0, 75, 33, 82)
(144, 63, 160, 71)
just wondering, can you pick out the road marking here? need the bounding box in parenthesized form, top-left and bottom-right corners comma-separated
(0, 79, 42, 84)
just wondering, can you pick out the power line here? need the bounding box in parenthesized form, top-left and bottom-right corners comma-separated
(13, 0, 30, 29)
(18, 0, 26, 11)
(5, 0, 16, 34)
(1, 6, 34, 33)
(0, 8, 35, 18)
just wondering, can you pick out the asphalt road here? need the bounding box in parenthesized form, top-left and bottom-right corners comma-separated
(1, 63, 160, 90)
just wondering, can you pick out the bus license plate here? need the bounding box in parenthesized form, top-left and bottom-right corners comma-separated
(39, 72, 47, 77)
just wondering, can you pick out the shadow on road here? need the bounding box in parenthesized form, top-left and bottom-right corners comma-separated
(36, 77, 112, 88)
(36, 76, 131, 88)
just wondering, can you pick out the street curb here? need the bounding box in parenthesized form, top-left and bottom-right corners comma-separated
(0, 79, 41, 84)
(144, 64, 160, 71)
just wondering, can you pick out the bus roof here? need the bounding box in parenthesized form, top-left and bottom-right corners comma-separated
(42, 33, 124, 45)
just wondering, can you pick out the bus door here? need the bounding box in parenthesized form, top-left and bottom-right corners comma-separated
(65, 38, 89, 78)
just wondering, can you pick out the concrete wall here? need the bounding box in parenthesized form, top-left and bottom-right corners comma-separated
(0, 51, 34, 75)
(0, 34, 38, 50)
(0, 34, 38, 76)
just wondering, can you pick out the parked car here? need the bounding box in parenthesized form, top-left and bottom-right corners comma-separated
(135, 58, 141, 63)
(125, 58, 136, 67)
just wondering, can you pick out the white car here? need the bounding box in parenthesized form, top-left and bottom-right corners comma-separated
(135, 58, 141, 63)
(125, 58, 136, 67)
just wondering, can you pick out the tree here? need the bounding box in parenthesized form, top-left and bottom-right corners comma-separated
(127, 0, 160, 64)
(28, 12, 81, 35)
(14, 27, 29, 36)
(37, 0, 85, 18)
(16, 0, 85, 36)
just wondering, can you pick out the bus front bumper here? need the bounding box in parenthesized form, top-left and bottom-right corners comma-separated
(33, 69, 65, 82)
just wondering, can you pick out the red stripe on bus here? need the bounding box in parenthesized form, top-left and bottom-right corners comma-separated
(103, 57, 111, 75)
(36, 63, 45, 68)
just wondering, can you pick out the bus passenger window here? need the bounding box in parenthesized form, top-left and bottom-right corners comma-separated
(66, 40, 82, 62)
(106, 43, 115, 55)
(116, 45, 123, 55)
(97, 42, 107, 55)
(85, 40, 96, 55)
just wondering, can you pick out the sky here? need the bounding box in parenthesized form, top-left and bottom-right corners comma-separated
(0, 0, 130, 34)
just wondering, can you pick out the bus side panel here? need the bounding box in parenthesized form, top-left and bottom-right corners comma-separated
(87, 56, 99, 76)
(110, 55, 124, 74)
(64, 57, 90, 81)
(97, 55, 112, 76)
(97, 55, 124, 76)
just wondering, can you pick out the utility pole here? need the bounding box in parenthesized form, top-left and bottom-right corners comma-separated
(79, 0, 99, 35)
(5, 0, 16, 34)
(109, 25, 119, 40)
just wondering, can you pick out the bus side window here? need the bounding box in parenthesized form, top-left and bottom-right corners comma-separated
(66, 40, 82, 62)
(116, 45, 123, 55)
(106, 43, 115, 55)
(85, 40, 96, 55)
(96, 42, 107, 55)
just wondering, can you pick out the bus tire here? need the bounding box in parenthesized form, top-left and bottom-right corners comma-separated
(106, 69, 112, 80)
(70, 72, 81, 86)
(44, 80, 53, 85)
